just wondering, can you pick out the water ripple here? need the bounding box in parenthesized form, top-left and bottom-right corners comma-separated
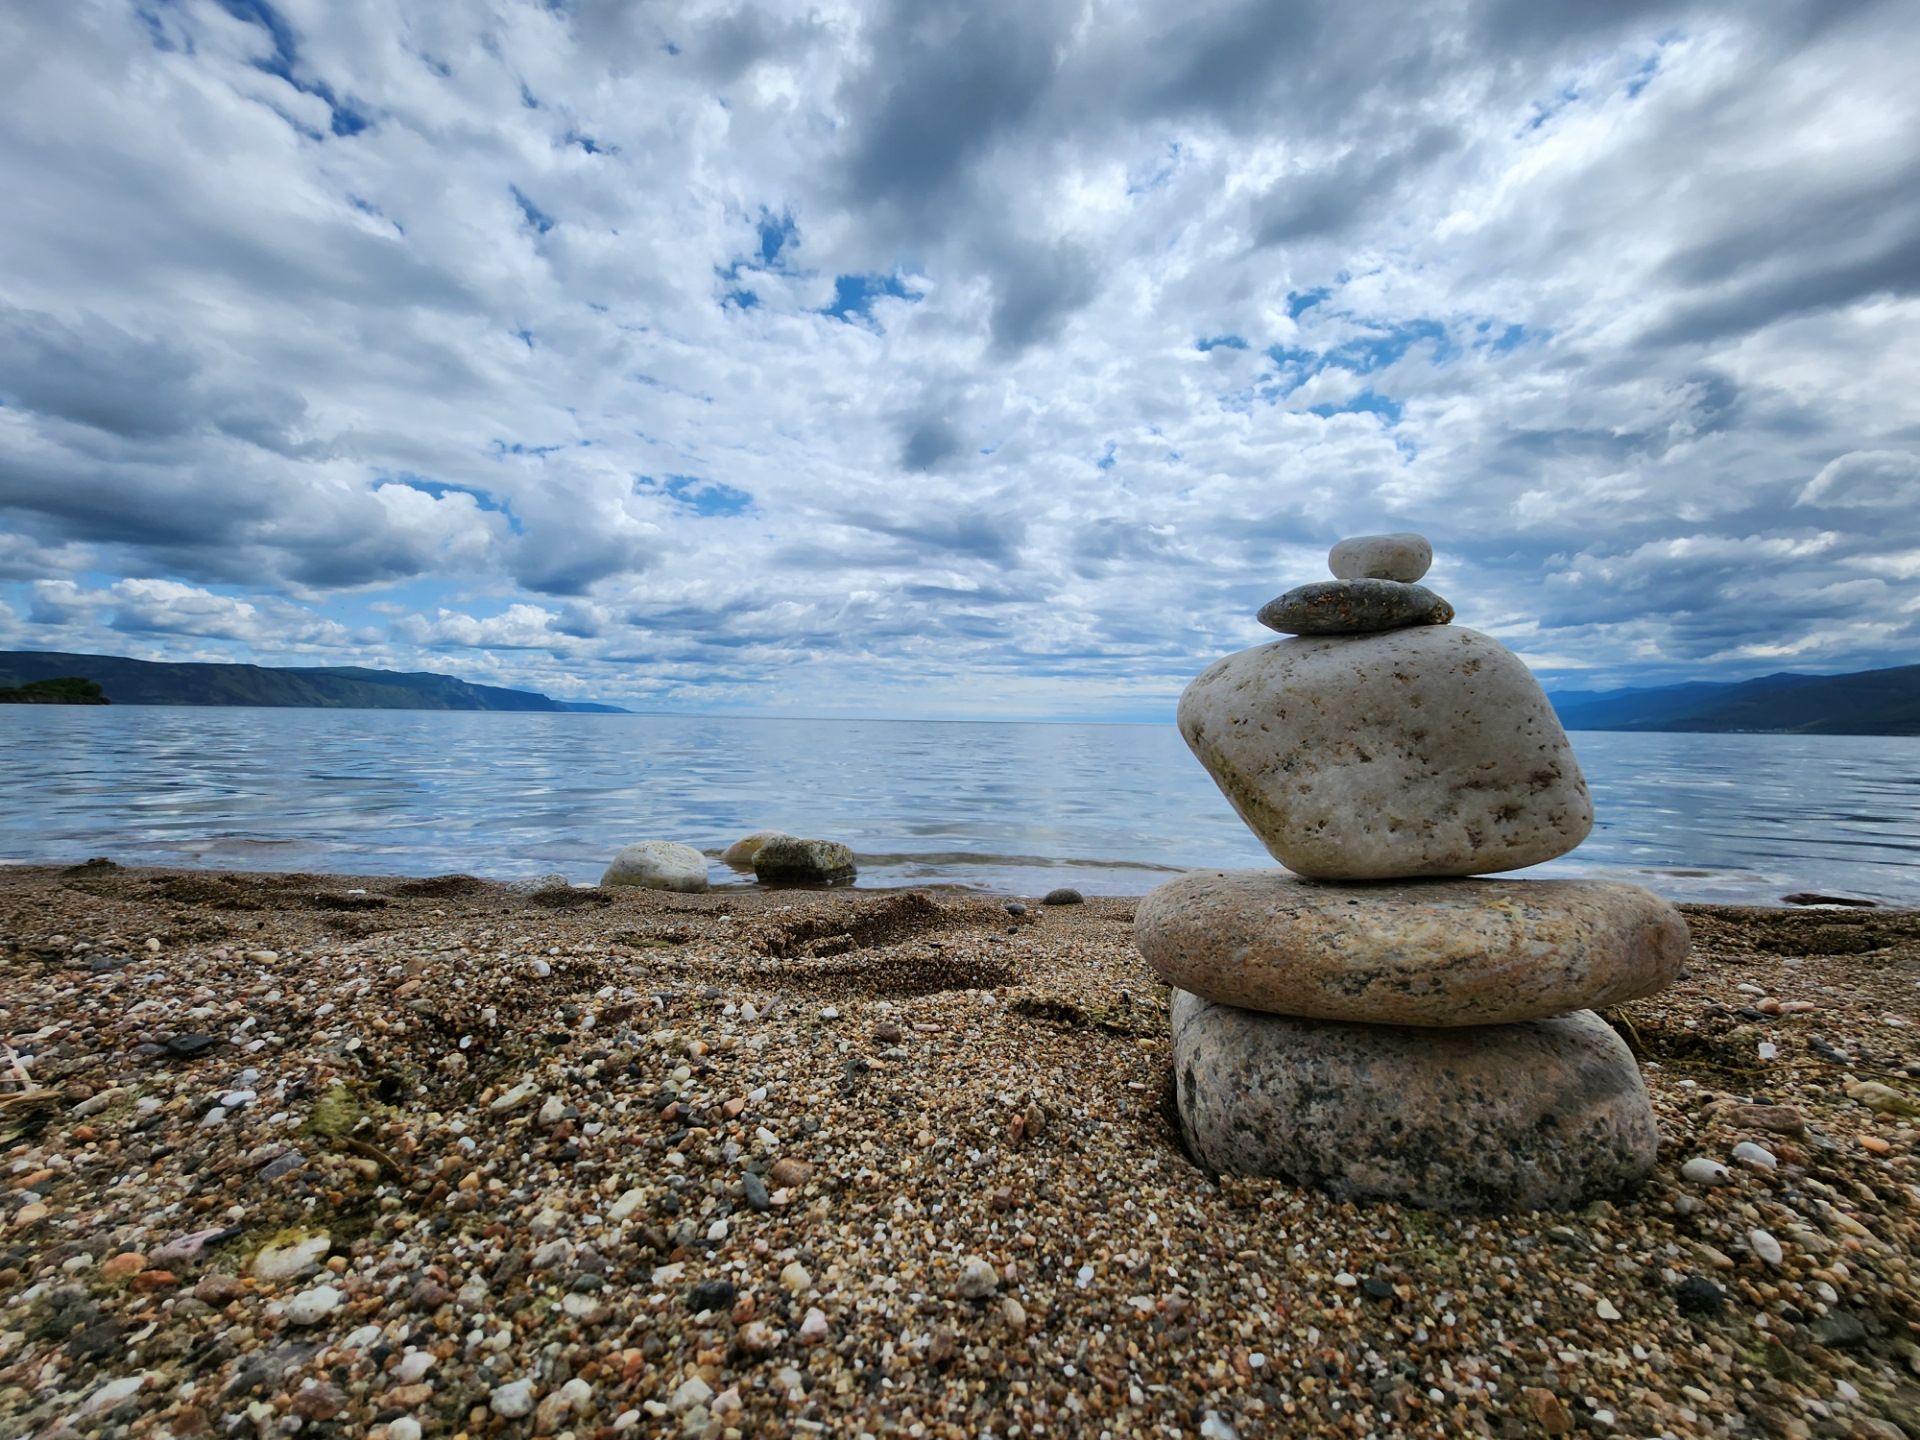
(2, 708, 1916, 904)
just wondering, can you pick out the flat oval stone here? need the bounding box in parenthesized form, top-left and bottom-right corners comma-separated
(1136, 871, 1688, 1026)
(1328, 532, 1432, 582)
(1257, 580, 1452, 635)
(1171, 991, 1658, 1211)
(1179, 625, 1593, 879)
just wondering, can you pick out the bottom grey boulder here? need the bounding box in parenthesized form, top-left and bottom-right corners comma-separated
(1171, 990, 1657, 1212)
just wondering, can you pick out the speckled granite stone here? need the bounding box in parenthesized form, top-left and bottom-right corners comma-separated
(1178, 625, 1593, 879)
(1137, 870, 1687, 1026)
(1171, 990, 1659, 1211)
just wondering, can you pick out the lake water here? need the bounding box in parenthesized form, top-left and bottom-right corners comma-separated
(3, 706, 1917, 906)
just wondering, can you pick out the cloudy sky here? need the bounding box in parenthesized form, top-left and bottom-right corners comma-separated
(1, 0, 1917, 718)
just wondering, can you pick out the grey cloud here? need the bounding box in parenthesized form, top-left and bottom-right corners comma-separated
(0, 308, 200, 438)
(900, 418, 964, 472)
(0, 0, 1917, 711)
(1254, 127, 1459, 247)
(988, 240, 1099, 353)
(833, 2, 1072, 212)
(846, 508, 1027, 564)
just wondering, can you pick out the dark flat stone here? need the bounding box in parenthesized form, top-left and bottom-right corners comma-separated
(1257, 579, 1453, 635)
(165, 1033, 215, 1058)
(1673, 1275, 1726, 1314)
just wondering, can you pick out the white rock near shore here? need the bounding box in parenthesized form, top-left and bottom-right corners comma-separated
(1177, 625, 1593, 879)
(600, 841, 709, 893)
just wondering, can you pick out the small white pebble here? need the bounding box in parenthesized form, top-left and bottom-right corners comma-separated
(1596, 1298, 1622, 1321)
(1749, 1229, 1784, 1265)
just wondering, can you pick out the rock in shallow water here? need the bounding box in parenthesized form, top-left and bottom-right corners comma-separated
(1328, 532, 1433, 583)
(1170, 991, 1658, 1211)
(600, 841, 709, 893)
(1135, 870, 1687, 1026)
(1179, 625, 1593, 879)
(720, 831, 791, 869)
(1257, 580, 1453, 636)
(753, 836, 856, 885)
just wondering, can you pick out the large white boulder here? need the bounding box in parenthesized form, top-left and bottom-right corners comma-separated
(1178, 625, 1592, 879)
(600, 841, 709, 892)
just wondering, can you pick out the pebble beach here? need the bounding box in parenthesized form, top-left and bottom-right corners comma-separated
(0, 862, 1917, 1440)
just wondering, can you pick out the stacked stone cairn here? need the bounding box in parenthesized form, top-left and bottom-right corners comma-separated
(1137, 533, 1690, 1212)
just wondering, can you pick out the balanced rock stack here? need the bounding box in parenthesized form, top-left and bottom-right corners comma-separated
(1138, 533, 1690, 1212)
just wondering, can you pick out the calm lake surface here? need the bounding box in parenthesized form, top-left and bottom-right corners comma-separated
(3, 707, 1917, 905)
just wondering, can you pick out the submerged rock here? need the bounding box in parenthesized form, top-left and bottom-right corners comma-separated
(720, 831, 792, 869)
(1170, 991, 1658, 1211)
(753, 836, 856, 886)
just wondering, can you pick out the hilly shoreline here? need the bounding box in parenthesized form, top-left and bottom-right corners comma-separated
(0, 651, 625, 713)
(1551, 663, 1920, 736)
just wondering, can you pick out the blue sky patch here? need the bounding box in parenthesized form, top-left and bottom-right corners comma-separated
(1196, 335, 1247, 352)
(823, 272, 914, 324)
(758, 209, 798, 267)
(215, 0, 368, 138)
(1310, 390, 1402, 424)
(637, 474, 754, 517)
(511, 186, 554, 234)
(1286, 288, 1330, 319)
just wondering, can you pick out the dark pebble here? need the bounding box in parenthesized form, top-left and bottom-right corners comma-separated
(1809, 1312, 1866, 1347)
(687, 1278, 738, 1313)
(742, 1173, 770, 1211)
(131, 1043, 165, 1060)
(255, 1153, 304, 1183)
(1042, 889, 1084, 907)
(1004, 902, 1027, 916)
(700, 987, 724, 1001)
(1256, 579, 1453, 635)
(1673, 1276, 1726, 1315)
(874, 1022, 903, 1044)
(165, 1033, 214, 1058)
(1362, 1278, 1395, 1300)
(570, 1273, 605, 1293)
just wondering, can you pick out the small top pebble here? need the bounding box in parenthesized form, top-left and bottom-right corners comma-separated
(1329, 532, 1432, 582)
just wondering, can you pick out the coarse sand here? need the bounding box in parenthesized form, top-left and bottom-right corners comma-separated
(0, 862, 1916, 1440)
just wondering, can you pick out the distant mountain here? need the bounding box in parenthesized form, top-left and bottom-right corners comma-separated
(0, 652, 626, 713)
(1550, 664, 1920, 735)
